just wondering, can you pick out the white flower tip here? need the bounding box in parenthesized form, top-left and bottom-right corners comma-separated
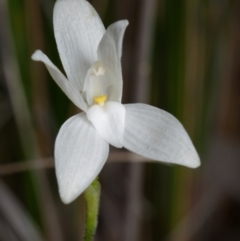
(31, 50, 43, 61)
(56, 170, 90, 204)
(194, 162, 201, 168)
(59, 188, 79, 204)
(189, 159, 201, 169)
(114, 19, 129, 30)
(122, 19, 129, 27)
(59, 193, 71, 205)
(58, 179, 95, 204)
(185, 149, 201, 168)
(57, 179, 88, 205)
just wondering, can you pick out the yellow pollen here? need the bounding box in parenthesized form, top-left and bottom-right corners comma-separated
(94, 95, 107, 106)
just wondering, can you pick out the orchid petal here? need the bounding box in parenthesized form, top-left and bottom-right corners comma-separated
(123, 104, 200, 168)
(97, 20, 129, 102)
(87, 102, 126, 148)
(55, 113, 109, 204)
(32, 50, 88, 112)
(54, 0, 105, 91)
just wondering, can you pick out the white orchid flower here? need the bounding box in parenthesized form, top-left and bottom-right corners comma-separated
(32, 0, 200, 204)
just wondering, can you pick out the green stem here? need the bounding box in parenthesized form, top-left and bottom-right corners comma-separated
(83, 178, 101, 241)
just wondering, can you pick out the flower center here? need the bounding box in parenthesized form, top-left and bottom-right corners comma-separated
(83, 61, 114, 107)
(94, 95, 107, 106)
(92, 62, 106, 76)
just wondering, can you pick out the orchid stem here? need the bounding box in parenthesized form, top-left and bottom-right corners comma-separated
(83, 178, 101, 241)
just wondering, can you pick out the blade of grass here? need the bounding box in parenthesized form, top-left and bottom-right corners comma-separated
(1, 1, 63, 240)
(0, 181, 44, 241)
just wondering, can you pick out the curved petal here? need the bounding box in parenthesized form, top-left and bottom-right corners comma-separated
(32, 50, 88, 112)
(123, 104, 200, 168)
(87, 102, 126, 148)
(55, 113, 109, 204)
(54, 0, 105, 91)
(97, 20, 129, 102)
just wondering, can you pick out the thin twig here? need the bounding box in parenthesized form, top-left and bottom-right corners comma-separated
(0, 158, 54, 176)
(0, 151, 153, 176)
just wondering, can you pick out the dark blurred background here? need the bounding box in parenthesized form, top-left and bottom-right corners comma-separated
(1, 0, 240, 240)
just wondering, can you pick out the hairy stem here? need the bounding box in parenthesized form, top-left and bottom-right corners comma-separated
(83, 179, 101, 241)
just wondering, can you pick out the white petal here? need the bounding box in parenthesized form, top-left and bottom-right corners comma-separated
(123, 104, 200, 168)
(87, 102, 126, 148)
(55, 113, 109, 204)
(32, 50, 88, 112)
(97, 20, 129, 102)
(54, 0, 105, 91)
